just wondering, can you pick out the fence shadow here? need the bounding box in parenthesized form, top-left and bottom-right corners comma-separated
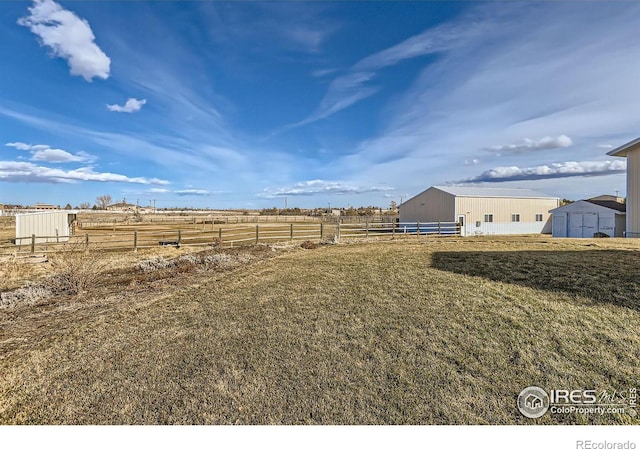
(430, 250, 640, 311)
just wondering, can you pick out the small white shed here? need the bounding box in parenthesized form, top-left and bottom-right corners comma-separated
(15, 211, 78, 245)
(550, 200, 626, 238)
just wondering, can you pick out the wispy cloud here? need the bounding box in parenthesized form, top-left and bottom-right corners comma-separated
(18, 0, 111, 81)
(5, 141, 95, 163)
(261, 180, 394, 198)
(329, 3, 640, 195)
(284, 17, 488, 131)
(106, 98, 147, 113)
(460, 160, 626, 183)
(483, 135, 573, 155)
(5, 142, 49, 151)
(175, 189, 210, 196)
(147, 188, 170, 194)
(0, 160, 169, 184)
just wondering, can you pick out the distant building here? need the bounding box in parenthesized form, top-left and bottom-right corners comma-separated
(399, 186, 559, 236)
(550, 197, 626, 238)
(30, 203, 60, 210)
(107, 202, 137, 212)
(589, 194, 624, 203)
(608, 137, 640, 237)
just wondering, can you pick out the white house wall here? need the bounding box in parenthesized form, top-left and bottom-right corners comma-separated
(628, 148, 640, 237)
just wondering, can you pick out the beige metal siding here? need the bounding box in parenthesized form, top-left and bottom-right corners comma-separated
(399, 187, 455, 222)
(628, 148, 640, 237)
(456, 197, 559, 235)
(15, 212, 74, 245)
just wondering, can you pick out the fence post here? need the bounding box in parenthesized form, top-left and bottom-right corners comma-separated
(392, 221, 395, 239)
(416, 222, 420, 238)
(178, 230, 182, 246)
(218, 227, 222, 243)
(256, 225, 259, 244)
(438, 221, 441, 235)
(133, 231, 138, 252)
(56, 229, 59, 243)
(336, 221, 341, 243)
(31, 234, 35, 254)
(85, 233, 89, 253)
(290, 223, 294, 241)
(320, 222, 323, 242)
(365, 221, 369, 239)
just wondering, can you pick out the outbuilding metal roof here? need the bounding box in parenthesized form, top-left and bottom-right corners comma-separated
(433, 186, 557, 199)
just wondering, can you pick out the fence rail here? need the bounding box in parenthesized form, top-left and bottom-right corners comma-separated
(0, 221, 459, 256)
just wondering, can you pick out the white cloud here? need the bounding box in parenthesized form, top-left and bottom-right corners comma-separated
(31, 148, 93, 163)
(18, 0, 111, 81)
(0, 160, 168, 185)
(461, 160, 626, 183)
(484, 135, 573, 154)
(175, 189, 210, 196)
(261, 180, 394, 198)
(147, 188, 170, 194)
(106, 98, 147, 113)
(5, 142, 49, 151)
(5, 141, 95, 163)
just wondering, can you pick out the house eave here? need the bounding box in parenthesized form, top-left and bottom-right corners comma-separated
(607, 136, 640, 157)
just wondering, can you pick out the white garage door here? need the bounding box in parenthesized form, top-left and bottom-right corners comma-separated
(567, 213, 598, 238)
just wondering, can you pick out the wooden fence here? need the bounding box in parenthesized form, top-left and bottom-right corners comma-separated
(0, 221, 460, 256)
(77, 214, 321, 228)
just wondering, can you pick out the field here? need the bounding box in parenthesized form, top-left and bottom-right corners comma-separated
(0, 236, 639, 424)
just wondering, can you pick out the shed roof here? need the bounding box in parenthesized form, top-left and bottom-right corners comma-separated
(433, 185, 557, 199)
(550, 200, 625, 214)
(607, 136, 640, 157)
(585, 199, 626, 212)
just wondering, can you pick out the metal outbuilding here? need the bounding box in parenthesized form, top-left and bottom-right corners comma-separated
(15, 210, 78, 245)
(550, 200, 626, 238)
(399, 186, 559, 236)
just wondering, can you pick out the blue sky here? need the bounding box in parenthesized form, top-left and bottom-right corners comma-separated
(0, 1, 638, 209)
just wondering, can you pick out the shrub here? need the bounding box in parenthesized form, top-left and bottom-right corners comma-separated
(300, 241, 318, 250)
(46, 242, 110, 296)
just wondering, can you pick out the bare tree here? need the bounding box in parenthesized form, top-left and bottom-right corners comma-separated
(79, 202, 91, 209)
(96, 194, 112, 210)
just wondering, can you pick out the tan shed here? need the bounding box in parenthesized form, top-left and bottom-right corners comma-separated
(608, 137, 640, 237)
(399, 186, 559, 236)
(15, 211, 78, 245)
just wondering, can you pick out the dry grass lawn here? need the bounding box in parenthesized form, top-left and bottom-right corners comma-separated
(0, 236, 639, 424)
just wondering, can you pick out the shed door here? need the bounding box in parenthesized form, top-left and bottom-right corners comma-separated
(568, 213, 598, 238)
(582, 213, 597, 237)
(567, 213, 583, 238)
(598, 216, 614, 236)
